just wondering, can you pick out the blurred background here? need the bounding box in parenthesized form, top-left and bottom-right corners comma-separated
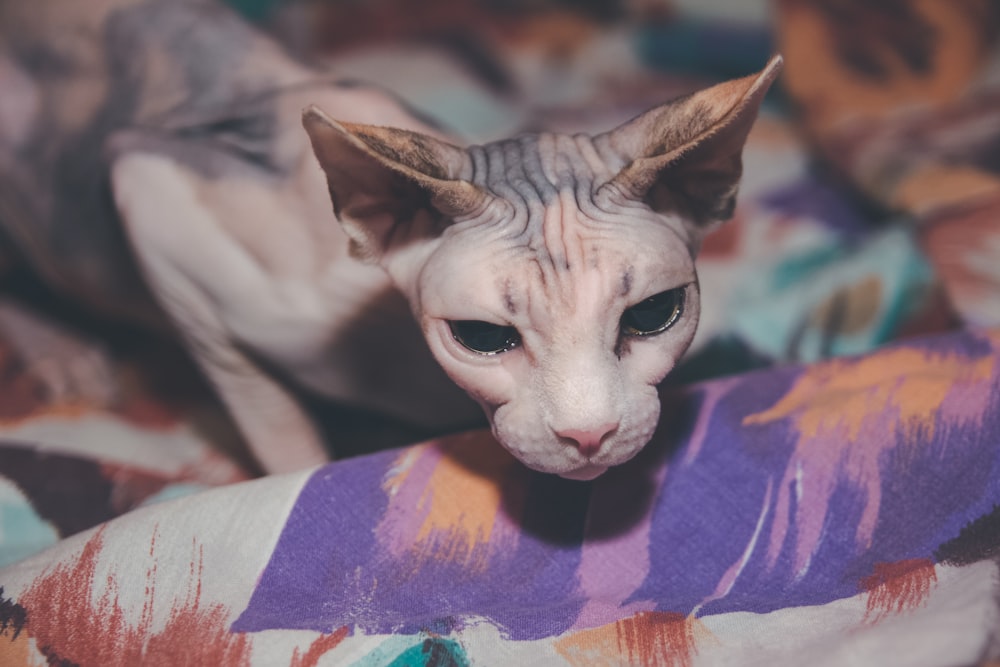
(214, 0, 1000, 375)
(1, 0, 998, 474)
(224, 0, 777, 141)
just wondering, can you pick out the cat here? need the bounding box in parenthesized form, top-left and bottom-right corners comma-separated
(1, 0, 780, 477)
(296, 57, 782, 480)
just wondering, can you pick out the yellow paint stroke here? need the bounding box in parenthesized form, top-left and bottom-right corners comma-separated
(744, 347, 994, 442)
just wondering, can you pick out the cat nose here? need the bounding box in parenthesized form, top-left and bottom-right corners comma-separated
(556, 422, 619, 457)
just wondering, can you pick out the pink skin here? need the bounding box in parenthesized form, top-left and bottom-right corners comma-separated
(304, 56, 781, 478)
(416, 203, 701, 480)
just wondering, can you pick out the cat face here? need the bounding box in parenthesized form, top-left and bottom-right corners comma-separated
(417, 183, 702, 479)
(306, 56, 782, 478)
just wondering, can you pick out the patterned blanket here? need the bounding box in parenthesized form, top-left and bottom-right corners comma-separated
(2, 1, 1000, 665)
(3, 328, 1000, 665)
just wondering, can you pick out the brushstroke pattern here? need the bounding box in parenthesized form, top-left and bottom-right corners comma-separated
(235, 329, 1000, 641)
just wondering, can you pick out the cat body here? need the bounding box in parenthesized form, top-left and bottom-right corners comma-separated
(0, 0, 781, 476)
(1, 0, 483, 472)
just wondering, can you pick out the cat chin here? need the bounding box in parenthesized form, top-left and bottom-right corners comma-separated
(557, 464, 609, 481)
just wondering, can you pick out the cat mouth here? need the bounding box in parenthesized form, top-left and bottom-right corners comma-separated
(557, 464, 609, 481)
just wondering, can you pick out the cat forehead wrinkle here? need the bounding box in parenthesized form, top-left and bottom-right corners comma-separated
(437, 129, 702, 321)
(502, 242, 635, 321)
(468, 132, 606, 205)
(573, 132, 617, 179)
(466, 140, 542, 240)
(621, 267, 633, 297)
(464, 131, 645, 259)
(542, 133, 585, 188)
(501, 277, 517, 315)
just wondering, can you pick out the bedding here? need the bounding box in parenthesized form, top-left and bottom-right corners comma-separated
(2, 1, 1000, 665)
(2, 327, 1000, 665)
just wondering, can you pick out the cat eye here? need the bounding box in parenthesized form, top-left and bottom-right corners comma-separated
(620, 288, 685, 337)
(449, 320, 521, 355)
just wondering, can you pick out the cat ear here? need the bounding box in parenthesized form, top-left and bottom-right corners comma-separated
(597, 55, 783, 242)
(303, 106, 493, 262)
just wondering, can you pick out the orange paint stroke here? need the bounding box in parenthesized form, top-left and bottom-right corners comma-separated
(0, 627, 40, 667)
(862, 559, 938, 624)
(743, 348, 994, 442)
(414, 454, 503, 554)
(398, 434, 520, 569)
(0, 403, 97, 427)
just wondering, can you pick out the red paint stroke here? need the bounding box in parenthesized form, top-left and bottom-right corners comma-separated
(290, 627, 351, 667)
(699, 211, 744, 258)
(19, 528, 252, 666)
(616, 611, 698, 667)
(862, 558, 937, 623)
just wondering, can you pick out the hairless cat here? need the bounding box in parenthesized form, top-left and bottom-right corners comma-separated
(0, 0, 781, 477)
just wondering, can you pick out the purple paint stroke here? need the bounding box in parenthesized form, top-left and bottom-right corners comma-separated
(698, 477, 774, 611)
(681, 377, 741, 466)
(626, 366, 801, 613)
(233, 434, 594, 639)
(232, 447, 397, 633)
(233, 329, 1000, 639)
(758, 177, 872, 238)
(696, 330, 1000, 615)
(570, 437, 675, 629)
(375, 445, 444, 560)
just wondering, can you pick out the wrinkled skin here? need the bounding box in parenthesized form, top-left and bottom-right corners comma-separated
(417, 196, 702, 479)
(306, 57, 781, 479)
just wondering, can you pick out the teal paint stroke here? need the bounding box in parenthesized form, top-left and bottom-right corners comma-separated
(352, 635, 471, 667)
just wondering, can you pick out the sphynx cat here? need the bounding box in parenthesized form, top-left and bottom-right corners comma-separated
(1, 0, 781, 477)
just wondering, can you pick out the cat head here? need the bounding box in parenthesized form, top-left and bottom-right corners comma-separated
(304, 56, 782, 480)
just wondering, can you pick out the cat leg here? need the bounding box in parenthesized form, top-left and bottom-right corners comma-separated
(109, 151, 329, 475)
